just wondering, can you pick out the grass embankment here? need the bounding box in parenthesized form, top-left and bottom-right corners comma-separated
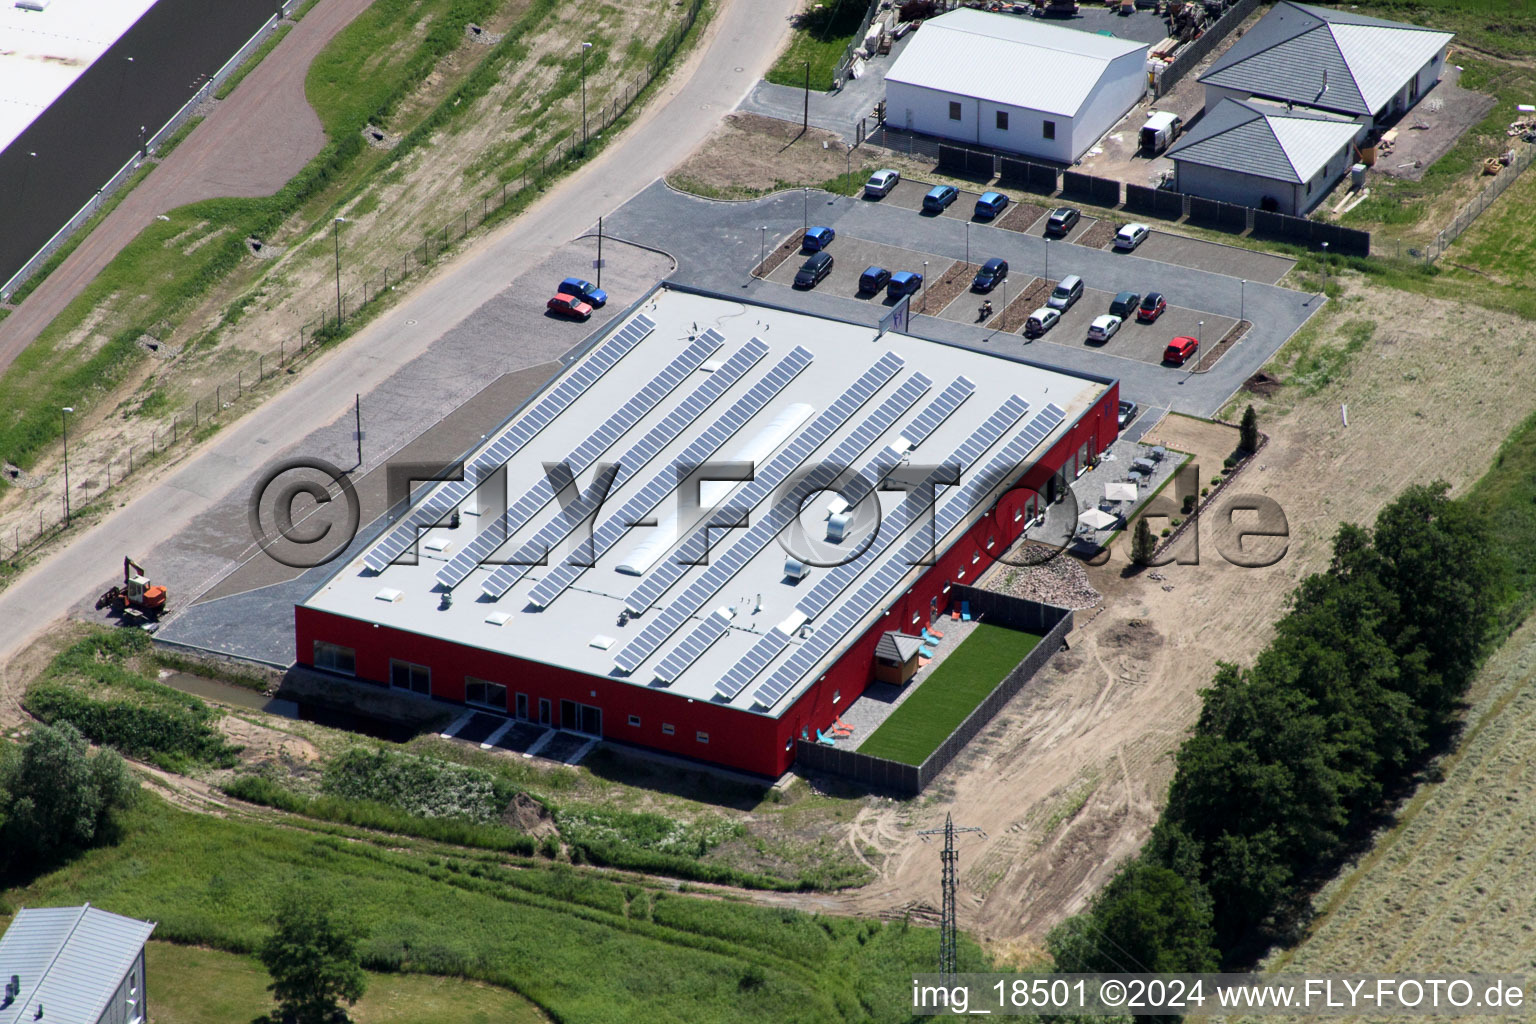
(859, 623, 1041, 765)
(146, 941, 547, 1024)
(6, 795, 971, 1023)
(765, 0, 869, 90)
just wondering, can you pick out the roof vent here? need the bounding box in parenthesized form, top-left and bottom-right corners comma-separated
(15, 0, 51, 11)
(484, 612, 511, 626)
(784, 557, 811, 581)
(590, 635, 616, 650)
(374, 588, 404, 603)
(826, 512, 853, 543)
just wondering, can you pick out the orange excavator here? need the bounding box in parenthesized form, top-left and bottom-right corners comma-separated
(95, 556, 168, 620)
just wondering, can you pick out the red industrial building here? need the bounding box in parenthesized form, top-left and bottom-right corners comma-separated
(296, 286, 1119, 777)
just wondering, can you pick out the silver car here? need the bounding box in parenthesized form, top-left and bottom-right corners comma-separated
(864, 169, 900, 198)
(1087, 314, 1122, 342)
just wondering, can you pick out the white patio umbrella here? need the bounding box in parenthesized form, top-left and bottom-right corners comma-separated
(1078, 508, 1118, 531)
(1105, 482, 1138, 503)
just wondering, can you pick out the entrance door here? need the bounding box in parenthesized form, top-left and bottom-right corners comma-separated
(538, 699, 552, 725)
(580, 704, 602, 736)
(515, 693, 529, 720)
(930, 596, 939, 624)
(560, 699, 579, 731)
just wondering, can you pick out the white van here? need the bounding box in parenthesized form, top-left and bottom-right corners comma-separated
(1140, 111, 1183, 155)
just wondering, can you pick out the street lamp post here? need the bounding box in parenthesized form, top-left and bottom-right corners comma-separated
(1043, 236, 1049, 284)
(332, 216, 346, 324)
(965, 221, 970, 268)
(802, 60, 810, 134)
(1195, 320, 1203, 376)
(759, 225, 767, 276)
(922, 260, 929, 312)
(1240, 279, 1246, 323)
(802, 187, 809, 234)
(1320, 241, 1329, 286)
(580, 42, 593, 147)
(61, 407, 73, 526)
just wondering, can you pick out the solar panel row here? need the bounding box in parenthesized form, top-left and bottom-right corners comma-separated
(613, 353, 910, 673)
(653, 607, 734, 685)
(434, 330, 724, 588)
(514, 344, 815, 605)
(363, 314, 654, 571)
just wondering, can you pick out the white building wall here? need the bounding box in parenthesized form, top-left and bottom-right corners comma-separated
(886, 80, 1076, 162)
(1071, 50, 1149, 160)
(1203, 82, 1252, 112)
(1174, 161, 1303, 214)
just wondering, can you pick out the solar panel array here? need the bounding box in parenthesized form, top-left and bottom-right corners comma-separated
(516, 345, 815, 605)
(613, 354, 912, 674)
(653, 607, 734, 685)
(712, 628, 791, 699)
(434, 330, 723, 588)
(363, 314, 654, 571)
(898, 376, 976, 448)
(643, 375, 931, 683)
(714, 395, 1029, 703)
(748, 402, 1068, 710)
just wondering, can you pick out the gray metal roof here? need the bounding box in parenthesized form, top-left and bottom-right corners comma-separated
(304, 288, 1108, 716)
(886, 8, 1147, 117)
(876, 632, 925, 663)
(1199, 1, 1451, 116)
(0, 905, 155, 1024)
(1167, 98, 1361, 183)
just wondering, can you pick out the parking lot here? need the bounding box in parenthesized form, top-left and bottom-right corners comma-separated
(1132, 230, 1295, 286)
(1032, 288, 1238, 367)
(766, 233, 953, 304)
(872, 177, 986, 219)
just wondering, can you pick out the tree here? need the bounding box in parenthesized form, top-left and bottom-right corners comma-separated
(1131, 517, 1156, 566)
(1048, 860, 1218, 974)
(1239, 405, 1260, 452)
(0, 721, 136, 871)
(259, 893, 366, 1024)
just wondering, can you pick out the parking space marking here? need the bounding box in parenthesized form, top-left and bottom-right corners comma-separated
(1133, 230, 1295, 285)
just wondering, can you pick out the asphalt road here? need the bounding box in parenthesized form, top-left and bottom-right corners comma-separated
(0, 0, 802, 668)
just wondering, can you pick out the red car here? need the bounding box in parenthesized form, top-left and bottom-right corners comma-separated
(1137, 292, 1166, 322)
(1163, 336, 1199, 365)
(547, 293, 593, 320)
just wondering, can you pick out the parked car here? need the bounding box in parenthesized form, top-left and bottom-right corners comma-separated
(547, 293, 593, 320)
(922, 185, 959, 213)
(1108, 291, 1140, 319)
(1164, 336, 1199, 365)
(1114, 223, 1151, 251)
(974, 191, 1010, 219)
(971, 258, 1008, 292)
(887, 270, 923, 299)
(1118, 399, 1138, 428)
(1137, 292, 1166, 322)
(558, 277, 606, 308)
(859, 266, 892, 294)
(1045, 207, 1080, 236)
(1024, 307, 1061, 337)
(794, 251, 834, 288)
(864, 169, 900, 198)
(802, 225, 836, 252)
(1046, 274, 1084, 310)
(1087, 314, 1122, 343)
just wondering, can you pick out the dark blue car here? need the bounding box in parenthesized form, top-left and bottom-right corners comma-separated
(887, 271, 923, 300)
(859, 266, 892, 294)
(922, 185, 959, 213)
(558, 277, 607, 308)
(802, 226, 836, 252)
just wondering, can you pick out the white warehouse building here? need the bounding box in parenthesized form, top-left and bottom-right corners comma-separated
(883, 9, 1149, 164)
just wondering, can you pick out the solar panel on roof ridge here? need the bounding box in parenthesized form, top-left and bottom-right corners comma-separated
(744, 395, 1035, 709)
(618, 350, 907, 622)
(433, 331, 722, 589)
(364, 314, 654, 572)
(611, 353, 910, 674)
(499, 344, 815, 604)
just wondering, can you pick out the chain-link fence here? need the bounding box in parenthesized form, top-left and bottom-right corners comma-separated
(4, 0, 708, 564)
(1422, 142, 1535, 262)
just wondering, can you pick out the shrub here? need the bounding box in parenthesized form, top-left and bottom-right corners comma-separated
(1240, 405, 1260, 452)
(1131, 518, 1157, 566)
(323, 747, 505, 823)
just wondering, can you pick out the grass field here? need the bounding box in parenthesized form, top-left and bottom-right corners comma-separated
(144, 942, 548, 1024)
(858, 624, 1041, 766)
(2, 795, 970, 1023)
(765, 0, 867, 89)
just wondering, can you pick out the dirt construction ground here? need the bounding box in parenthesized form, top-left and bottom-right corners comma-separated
(782, 270, 1536, 949)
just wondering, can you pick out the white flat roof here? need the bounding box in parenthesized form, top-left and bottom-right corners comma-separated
(0, 0, 157, 154)
(885, 8, 1148, 117)
(302, 289, 1109, 716)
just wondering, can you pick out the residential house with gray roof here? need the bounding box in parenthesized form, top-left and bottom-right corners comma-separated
(0, 905, 155, 1024)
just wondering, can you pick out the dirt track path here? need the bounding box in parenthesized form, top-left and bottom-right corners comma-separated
(0, 0, 375, 367)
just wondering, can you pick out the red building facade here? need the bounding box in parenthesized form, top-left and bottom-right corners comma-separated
(295, 382, 1119, 777)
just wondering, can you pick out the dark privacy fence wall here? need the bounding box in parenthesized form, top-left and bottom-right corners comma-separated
(795, 591, 1072, 795)
(0, 0, 276, 285)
